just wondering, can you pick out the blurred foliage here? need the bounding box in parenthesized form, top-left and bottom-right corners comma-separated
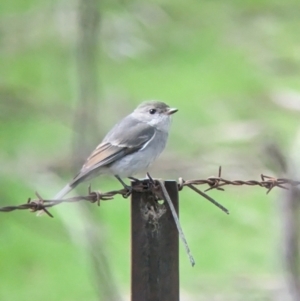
(1, 0, 300, 300)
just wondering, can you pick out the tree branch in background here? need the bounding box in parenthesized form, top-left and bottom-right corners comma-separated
(266, 142, 300, 301)
(73, 0, 101, 166)
(70, 1, 121, 299)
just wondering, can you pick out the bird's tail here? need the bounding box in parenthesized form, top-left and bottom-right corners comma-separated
(36, 184, 74, 216)
(53, 184, 74, 200)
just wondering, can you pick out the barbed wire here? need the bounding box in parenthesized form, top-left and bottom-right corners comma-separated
(0, 167, 298, 218)
(2, 166, 299, 266)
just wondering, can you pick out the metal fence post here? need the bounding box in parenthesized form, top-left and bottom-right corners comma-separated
(131, 180, 179, 301)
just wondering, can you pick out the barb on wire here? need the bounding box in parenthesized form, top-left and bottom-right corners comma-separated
(0, 186, 127, 217)
(177, 166, 300, 193)
(1, 167, 300, 217)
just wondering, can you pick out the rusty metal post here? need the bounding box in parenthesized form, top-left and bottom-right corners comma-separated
(131, 180, 179, 301)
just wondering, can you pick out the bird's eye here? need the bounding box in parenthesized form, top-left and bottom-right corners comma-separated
(149, 109, 156, 114)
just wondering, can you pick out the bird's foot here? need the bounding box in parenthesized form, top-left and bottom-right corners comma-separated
(128, 176, 155, 191)
(122, 184, 132, 198)
(115, 175, 132, 198)
(128, 176, 140, 182)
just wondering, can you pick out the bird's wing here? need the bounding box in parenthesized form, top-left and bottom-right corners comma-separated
(70, 117, 155, 185)
(81, 143, 128, 171)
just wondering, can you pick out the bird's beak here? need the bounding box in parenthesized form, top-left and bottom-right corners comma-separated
(166, 107, 178, 115)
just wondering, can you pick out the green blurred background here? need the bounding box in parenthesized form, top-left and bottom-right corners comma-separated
(1, 0, 300, 300)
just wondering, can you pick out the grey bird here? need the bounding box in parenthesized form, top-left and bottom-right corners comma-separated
(54, 100, 178, 200)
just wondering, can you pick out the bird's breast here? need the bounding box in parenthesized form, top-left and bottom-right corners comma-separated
(109, 130, 168, 177)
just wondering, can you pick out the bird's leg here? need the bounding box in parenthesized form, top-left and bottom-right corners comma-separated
(115, 175, 132, 198)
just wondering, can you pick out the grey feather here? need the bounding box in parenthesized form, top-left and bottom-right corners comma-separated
(53, 184, 73, 200)
(50, 100, 176, 202)
(70, 116, 156, 186)
(103, 115, 156, 147)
